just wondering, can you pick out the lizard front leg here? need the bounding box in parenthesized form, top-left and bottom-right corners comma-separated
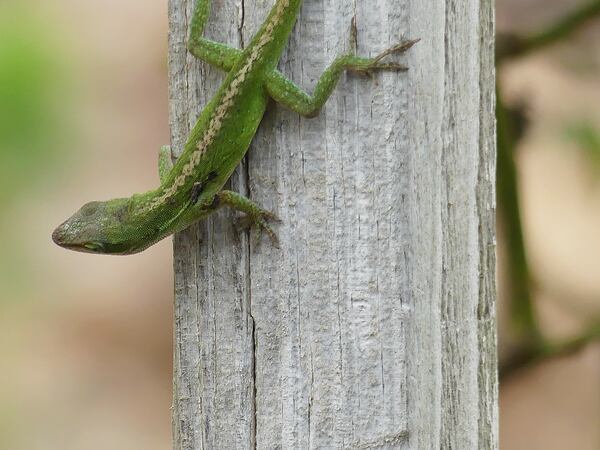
(215, 190, 280, 246)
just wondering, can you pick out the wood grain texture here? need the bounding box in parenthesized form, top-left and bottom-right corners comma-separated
(169, 1, 254, 449)
(169, 0, 497, 448)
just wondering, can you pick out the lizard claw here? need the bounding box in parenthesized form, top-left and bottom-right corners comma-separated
(356, 38, 420, 76)
(349, 16, 358, 52)
(373, 39, 420, 63)
(236, 210, 281, 248)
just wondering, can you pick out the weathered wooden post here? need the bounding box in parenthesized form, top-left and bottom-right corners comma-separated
(169, 0, 497, 448)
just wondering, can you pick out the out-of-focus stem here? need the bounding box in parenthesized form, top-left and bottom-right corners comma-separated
(500, 321, 600, 380)
(497, 0, 600, 62)
(496, 0, 600, 378)
(496, 86, 542, 344)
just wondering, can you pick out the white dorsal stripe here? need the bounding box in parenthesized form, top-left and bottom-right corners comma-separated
(147, 0, 291, 211)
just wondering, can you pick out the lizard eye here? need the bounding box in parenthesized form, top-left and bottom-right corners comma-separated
(81, 202, 100, 217)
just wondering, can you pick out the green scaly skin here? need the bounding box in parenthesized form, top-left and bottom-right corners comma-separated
(52, 0, 417, 255)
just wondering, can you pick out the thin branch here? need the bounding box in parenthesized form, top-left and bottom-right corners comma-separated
(496, 0, 600, 382)
(500, 321, 600, 380)
(497, 0, 600, 62)
(496, 87, 542, 343)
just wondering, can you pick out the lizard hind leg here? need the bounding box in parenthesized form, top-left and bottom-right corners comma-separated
(368, 39, 421, 71)
(265, 38, 419, 118)
(349, 15, 419, 71)
(188, 0, 242, 71)
(188, 38, 242, 72)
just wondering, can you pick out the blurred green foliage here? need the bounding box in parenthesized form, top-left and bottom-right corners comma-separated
(0, 4, 71, 208)
(497, 0, 600, 378)
(0, 4, 73, 297)
(566, 122, 600, 171)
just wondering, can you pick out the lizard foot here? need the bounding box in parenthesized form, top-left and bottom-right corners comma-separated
(356, 39, 420, 75)
(236, 209, 281, 248)
(373, 39, 420, 64)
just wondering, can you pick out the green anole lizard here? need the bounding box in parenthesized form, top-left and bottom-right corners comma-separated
(52, 0, 417, 255)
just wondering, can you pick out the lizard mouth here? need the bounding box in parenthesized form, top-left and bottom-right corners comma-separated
(52, 224, 130, 255)
(52, 237, 105, 254)
(51, 223, 94, 252)
(60, 243, 94, 253)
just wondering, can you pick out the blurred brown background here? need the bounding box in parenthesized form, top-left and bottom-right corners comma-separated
(0, 0, 598, 449)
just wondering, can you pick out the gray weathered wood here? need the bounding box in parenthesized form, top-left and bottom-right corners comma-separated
(169, 0, 497, 448)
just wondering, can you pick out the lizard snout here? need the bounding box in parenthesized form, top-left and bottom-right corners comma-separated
(51, 222, 68, 246)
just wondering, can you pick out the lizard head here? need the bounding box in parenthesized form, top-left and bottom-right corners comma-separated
(52, 197, 149, 255)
